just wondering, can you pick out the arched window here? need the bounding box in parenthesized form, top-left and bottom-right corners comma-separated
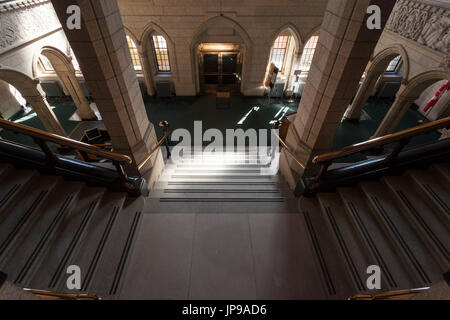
(270, 36, 291, 71)
(386, 55, 402, 73)
(126, 36, 142, 71)
(152, 35, 171, 72)
(38, 55, 54, 72)
(299, 36, 319, 71)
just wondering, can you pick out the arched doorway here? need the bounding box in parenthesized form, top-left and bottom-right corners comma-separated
(374, 70, 450, 137)
(345, 45, 410, 121)
(34, 46, 96, 120)
(191, 16, 252, 95)
(0, 65, 65, 136)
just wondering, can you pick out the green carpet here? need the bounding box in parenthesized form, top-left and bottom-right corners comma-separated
(1, 94, 440, 163)
(1, 100, 79, 150)
(144, 95, 299, 146)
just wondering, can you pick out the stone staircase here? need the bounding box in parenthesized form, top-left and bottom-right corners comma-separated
(0, 151, 448, 300)
(299, 162, 450, 299)
(146, 150, 299, 213)
(0, 162, 145, 299)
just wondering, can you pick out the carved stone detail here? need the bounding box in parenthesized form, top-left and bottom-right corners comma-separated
(386, 0, 449, 54)
(0, 1, 60, 51)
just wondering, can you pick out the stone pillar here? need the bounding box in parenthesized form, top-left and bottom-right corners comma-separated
(57, 71, 97, 120)
(62, 71, 96, 120)
(24, 84, 67, 136)
(43, 50, 97, 120)
(344, 73, 378, 120)
(372, 88, 415, 137)
(139, 43, 155, 96)
(50, 0, 163, 178)
(279, 0, 396, 189)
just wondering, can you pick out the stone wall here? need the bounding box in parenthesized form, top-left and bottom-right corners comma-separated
(368, 0, 449, 120)
(117, 0, 328, 96)
(0, 0, 71, 117)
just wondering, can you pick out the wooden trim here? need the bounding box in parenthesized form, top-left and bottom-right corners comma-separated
(349, 287, 430, 300)
(24, 288, 101, 300)
(0, 118, 132, 164)
(313, 117, 450, 164)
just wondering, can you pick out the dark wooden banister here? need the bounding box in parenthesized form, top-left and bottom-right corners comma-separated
(313, 116, 450, 164)
(348, 287, 430, 300)
(0, 118, 131, 164)
(23, 288, 101, 300)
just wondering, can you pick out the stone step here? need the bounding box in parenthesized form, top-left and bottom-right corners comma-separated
(160, 174, 278, 181)
(55, 192, 128, 294)
(154, 181, 279, 191)
(338, 187, 418, 290)
(86, 197, 145, 297)
(382, 175, 450, 271)
(0, 163, 14, 179)
(27, 186, 107, 290)
(0, 175, 62, 261)
(158, 195, 285, 202)
(406, 170, 450, 226)
(0, 168, 39, 214)
(175, 164, 270, 169)
(359, 181, 443, 287)
(316, 193, 373, 293)
(0, 180, 85, 287)
(144, 197, 297, 214)
(298, 197, 356, 299)
(430, 163, 450, 183)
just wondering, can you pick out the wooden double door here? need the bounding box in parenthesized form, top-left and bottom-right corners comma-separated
(199, 50, 242, 94)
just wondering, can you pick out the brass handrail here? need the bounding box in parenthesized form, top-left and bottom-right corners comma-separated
(313, 116, 450, 164)
(24, 288, 101, 300)
(137, 121, 171, 171)
(348, 287, 430, 300)
(0, 118, 131, 164)
(272, 129, 306, 170)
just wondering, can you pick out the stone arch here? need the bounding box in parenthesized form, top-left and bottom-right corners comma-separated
(33, 46, 96, 120)
(269, 23, 303, 53)
(300, 25, 321, 53)
(0, 65, 65, 136)
(374, 69, 450, 137)
(190, 15, 253, 94)
(370, 44, 410, 82)
(140, 22, 178, 96)
(345, 44, 410, 121)
(400, 69, 449, 98)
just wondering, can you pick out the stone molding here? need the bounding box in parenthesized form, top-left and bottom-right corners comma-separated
(386, 0, 450, 54)
(0, 0, 49, 12)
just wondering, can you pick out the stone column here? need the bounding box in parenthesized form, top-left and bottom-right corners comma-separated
(139, 43, 155, 96)
(372, 89, 415, 137)
(42, 50, 96, 120)
(279, 0, 396, 189)
(58, 71, 97, 120)
(344, 73, 378, 120)
(50, 0, 163, 178)
(24, 84, 67, 136)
